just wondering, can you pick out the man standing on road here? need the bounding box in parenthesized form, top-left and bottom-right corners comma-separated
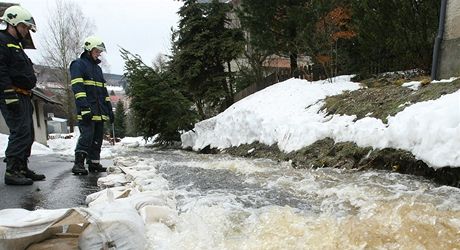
(0, 6, 45, 185)
(70, 36, 114, 175)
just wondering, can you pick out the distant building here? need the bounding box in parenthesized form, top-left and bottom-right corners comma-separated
(110, 95, 122, 105)
(35, 65, 126, 94)
(47, 117, 68, 134)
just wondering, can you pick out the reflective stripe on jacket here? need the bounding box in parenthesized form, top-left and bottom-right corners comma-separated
(0, 31, 37, 91)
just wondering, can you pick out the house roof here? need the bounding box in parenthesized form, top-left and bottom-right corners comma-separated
(50, 117, 67, 122)
(32, 88, 61, 105)
(264, 58, 291, 69)
(0, 2, 36, 49)
(110, 95, 122, 103)
(263, 56, 313, 69)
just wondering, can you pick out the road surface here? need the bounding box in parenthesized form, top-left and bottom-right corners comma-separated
(0, 154, 112, 210)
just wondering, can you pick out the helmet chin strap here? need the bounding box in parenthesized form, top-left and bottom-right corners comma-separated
(86, 50, 97, 62)
(13, 25, 24, 41)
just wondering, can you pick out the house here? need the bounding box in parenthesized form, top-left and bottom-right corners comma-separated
(47, 116, 68, 134)
(0, 3, 61, 145)
(0, 88, 61, 145)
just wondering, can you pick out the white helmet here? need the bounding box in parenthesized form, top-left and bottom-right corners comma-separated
(84, 36, 106, 52)
(1, 5, 37, 32)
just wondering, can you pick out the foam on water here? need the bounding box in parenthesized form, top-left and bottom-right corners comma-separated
(106, 150, 460, 249)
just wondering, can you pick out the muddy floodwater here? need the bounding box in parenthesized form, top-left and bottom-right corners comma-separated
(115, 149, 460, 249)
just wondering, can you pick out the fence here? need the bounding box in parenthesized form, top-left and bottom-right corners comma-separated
(234, 71, 291, 102)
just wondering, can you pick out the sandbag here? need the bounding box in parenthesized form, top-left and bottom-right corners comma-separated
(0, 205, 145, 250)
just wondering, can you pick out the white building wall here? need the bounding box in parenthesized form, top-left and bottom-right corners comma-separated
(438, 0, 460, 78)
(444, 0, 460, 40)
(0, 100, 48, 146)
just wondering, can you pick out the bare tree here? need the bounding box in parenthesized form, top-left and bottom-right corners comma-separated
(152, 53, 168, 73)
(40, 0, 95, 132)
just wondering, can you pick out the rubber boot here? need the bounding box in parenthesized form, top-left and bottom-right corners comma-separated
(72, 152, 88, 175)
(88, 162, 107, 173)
(21, 159, 45, 181)
(4, 158, 33, 185)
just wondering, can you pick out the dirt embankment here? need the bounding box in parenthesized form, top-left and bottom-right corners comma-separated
(218, 73, 460, 187)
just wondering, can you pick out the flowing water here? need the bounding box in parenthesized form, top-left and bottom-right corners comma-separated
(114, 149, 460, 250)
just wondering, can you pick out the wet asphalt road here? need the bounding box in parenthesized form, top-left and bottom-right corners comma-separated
(0, 154, 112, 210)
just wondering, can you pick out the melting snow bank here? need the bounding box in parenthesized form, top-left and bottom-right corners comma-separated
(0, 134, 53, 158)
(181, 76, 460, 169)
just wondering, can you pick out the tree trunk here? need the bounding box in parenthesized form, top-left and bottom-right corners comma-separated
(226, 61, 235, 107)
(195, 100, 205, 120)
(227, 61, 234, 100)
(290, 52, 299, 78)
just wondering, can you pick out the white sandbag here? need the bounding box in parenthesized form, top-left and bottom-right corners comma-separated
(85, 187, 131, 206)
(78, 204, 146, 250)
(139, 205, 178, 228)
(0, 209, 85, 250)
(0, 182, 174, 249)
(0, 205, 146, 250)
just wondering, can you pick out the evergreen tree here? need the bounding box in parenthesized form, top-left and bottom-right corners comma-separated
(121, 48, 197, 142)
(239, 0, 312, 78)
(172, 0, 244, 119)
(238, 0, 438, 79)
(114, 100, 126, 138)
(125, 110, 138, 137)
(349, 0, 440, 75)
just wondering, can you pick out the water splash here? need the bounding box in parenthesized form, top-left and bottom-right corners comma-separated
(109, 149, 460, 249)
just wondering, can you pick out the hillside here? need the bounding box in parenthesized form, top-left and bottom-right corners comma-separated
(34, 65, 126, 88)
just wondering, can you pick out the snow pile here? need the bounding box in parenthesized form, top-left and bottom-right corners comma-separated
(182, 76, 460, 168)
(0, 134, 53, 158)
(46, 129, 115, 158)
(7, 133, 154, 159)
(34, 129, 147, 158)
(106, 85, 124, 92)
(116, 136, 157, 148)
(182, 76, 361, 151)
(402, 81, 422, 90)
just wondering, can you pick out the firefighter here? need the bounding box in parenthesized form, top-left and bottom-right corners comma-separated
(0, 6, 45, 185)
(70, 36, 114, 175)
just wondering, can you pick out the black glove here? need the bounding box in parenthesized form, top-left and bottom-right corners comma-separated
(3, 89, 20, 113)
(109, 111, 114, 124)
(81, 107, 92, 123)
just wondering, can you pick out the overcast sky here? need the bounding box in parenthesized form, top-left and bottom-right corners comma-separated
(8, 0, 183, 75)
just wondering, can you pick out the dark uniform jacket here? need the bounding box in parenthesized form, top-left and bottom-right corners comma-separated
(0, 31, 36, 92)
(70, 52, 113, 121)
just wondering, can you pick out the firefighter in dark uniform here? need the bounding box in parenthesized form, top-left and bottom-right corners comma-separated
(0, 6, 45, 185)
(70, 36, 114, 175)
